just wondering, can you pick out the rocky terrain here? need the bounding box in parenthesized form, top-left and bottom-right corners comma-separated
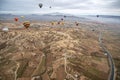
(0, 22, 109, 80)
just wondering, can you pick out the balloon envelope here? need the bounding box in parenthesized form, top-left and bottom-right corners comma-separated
(14, 18, 18, 22)
(96, 15, 99, 17)
(39, 3, 43, 8)
(64, 16, 66, 18)
(21, 16, 24, 18)
(61, 18, 63, 21)
(23, 21, 30, 28)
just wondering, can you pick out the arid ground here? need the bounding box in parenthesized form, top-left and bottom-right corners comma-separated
(0, 20, 119, 80)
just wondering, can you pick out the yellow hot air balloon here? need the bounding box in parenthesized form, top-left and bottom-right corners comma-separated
(21, 16, 24, 18)
(51, 22, 54, 25)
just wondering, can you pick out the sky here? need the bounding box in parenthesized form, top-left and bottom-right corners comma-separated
(0, 0, 120, 15)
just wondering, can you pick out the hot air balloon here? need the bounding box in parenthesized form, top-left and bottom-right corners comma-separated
(75, 22, 79, 26)
(58, 21, 60, 25)
(64, 15, 66, 18)
(49, 6, 52, 8)
(21, 16, 24, 18)
(2, 27, 9, 32)
(14, 18, 18, 22)
(23, 21, 30, 28)
(92, 29, 95, 31)
(61, 18, 63, 21)
(96, 15, 99, 17)
(39, 3, 43, 8)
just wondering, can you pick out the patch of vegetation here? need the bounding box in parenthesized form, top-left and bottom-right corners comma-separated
(0, 42, 7, 50)
(6, 46, 18, 53)
(42, 45, 51, 55)
(114, 57, 120, 80)
(70, 64, 107, 80)
(92, 56, 101, 61)
(0, 72, 7, 80)
(17, 59, 29, 78)
(0, 57, 11, 67)
(68, 57, 107, 80)
(0, 46, 18, 55)
(32, 55, 46, 77)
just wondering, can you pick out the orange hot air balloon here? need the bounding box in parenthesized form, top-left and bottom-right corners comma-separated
(23, 21, 30, 28)
(14, 18, 19, 22)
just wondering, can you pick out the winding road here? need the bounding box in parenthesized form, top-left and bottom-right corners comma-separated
(99, 31, 115, 80)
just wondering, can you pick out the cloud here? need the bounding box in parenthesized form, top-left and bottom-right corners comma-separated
(109, 0, 120, 9)
(0, 0, 120, 15)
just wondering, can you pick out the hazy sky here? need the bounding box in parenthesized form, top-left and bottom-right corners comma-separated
(0, 0, 120, 15)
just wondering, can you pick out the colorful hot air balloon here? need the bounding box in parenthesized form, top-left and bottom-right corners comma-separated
(23, 21, 30, 28)
(39, 3, 43, 8)
(14, 18, 18, 22)
(21, 16, 24, 18)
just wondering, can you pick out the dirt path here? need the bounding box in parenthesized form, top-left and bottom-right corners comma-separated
(14, 62, 20, 80)
(64, 53, 77, 80)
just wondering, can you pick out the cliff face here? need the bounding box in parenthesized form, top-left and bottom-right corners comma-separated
(0, 26, 109, 80)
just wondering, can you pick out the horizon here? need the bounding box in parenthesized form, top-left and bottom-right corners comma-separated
(0, 11, 120, 16)
(0, 12, 120, 16)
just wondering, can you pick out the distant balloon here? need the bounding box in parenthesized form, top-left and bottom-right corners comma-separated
(96, 15, 99, 17)
(61, 18, 63, 21)
(92, 29, 95, 31)
(23, 21, 30, 28)
(75, 22, 79, 26)
(76, 23, 79, 26)
(2, 27, 9, 32)
(39, 3, 43, 8)
(14, 18, 18, 22)
(64, 15, 66, 18)
(58, 21, 60, 25)
(21, 16, 24, 18)
(49, 6, 52, 8)
(51, 22, 55, 25)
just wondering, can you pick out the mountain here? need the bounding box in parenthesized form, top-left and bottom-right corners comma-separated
(43, 12, 73, 16)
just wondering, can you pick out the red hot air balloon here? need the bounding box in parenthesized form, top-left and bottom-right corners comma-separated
(14, 18, 19, 22)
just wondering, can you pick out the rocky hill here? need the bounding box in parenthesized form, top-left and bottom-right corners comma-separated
(0, 25, 109, 80)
